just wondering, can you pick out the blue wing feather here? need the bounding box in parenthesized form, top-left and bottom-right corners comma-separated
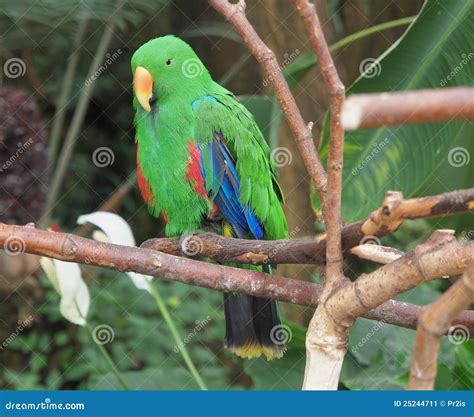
(196, 131, 264, 240)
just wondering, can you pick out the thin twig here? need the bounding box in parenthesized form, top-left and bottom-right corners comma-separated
(360, 188, 474, 237)
(408, 262, 474, 390)
(292, 0, 345, 287)
(342, 87, 474, 130)
(292, 0, 347, 391)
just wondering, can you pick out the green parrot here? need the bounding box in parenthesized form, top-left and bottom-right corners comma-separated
(131, 35, 288, 360)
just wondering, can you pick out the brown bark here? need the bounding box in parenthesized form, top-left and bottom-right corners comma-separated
(1, 222, 474, 335)
(326, 231, 474, 326)
(141, 188, 474, 265)
(343, 88, 474, 130)
(251, 0, 333, 283)
(408, 263, 474, 390)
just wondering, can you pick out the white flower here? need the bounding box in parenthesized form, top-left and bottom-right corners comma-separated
(77, 211, 153, 293)
(40, 257, 90, 326)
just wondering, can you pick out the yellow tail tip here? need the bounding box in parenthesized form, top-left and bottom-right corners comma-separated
(228, 343, 286, 360)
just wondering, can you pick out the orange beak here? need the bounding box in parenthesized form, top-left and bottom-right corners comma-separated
(134, 66, 153, 112)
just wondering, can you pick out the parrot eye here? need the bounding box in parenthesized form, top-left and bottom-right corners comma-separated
(166, 59, 172, 66)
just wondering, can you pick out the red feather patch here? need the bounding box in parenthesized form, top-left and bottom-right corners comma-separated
(186, 141, 207, 197)
(186, 141, 218, 219)
(136, 143, 154, 206)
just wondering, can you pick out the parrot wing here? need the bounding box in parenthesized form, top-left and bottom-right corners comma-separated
(192, 91, 287, 240)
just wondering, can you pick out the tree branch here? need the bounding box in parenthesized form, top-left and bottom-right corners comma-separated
(326, 230, 474, 326)
(349, 244, 404, 264)
(342, 87, 474, 130)
(2, 222, 474, 334)
(292, 0, 346, 390)
(141, 188, 474, 265)
(208, 0, 328, 203)
(291, 0, 345, 285)
(360, 188, 474, 237)
(408, 262, 474, 390)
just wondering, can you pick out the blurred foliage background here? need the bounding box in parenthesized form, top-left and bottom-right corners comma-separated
(0, 0, 472, 390)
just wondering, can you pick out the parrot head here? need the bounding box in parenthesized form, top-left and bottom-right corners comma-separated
(131, 35, 211, 111)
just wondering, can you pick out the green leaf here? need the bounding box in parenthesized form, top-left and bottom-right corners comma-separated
(315, 0, 474, 222)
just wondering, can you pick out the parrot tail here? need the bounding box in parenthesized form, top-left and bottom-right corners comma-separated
(223, 292, 286, 360)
